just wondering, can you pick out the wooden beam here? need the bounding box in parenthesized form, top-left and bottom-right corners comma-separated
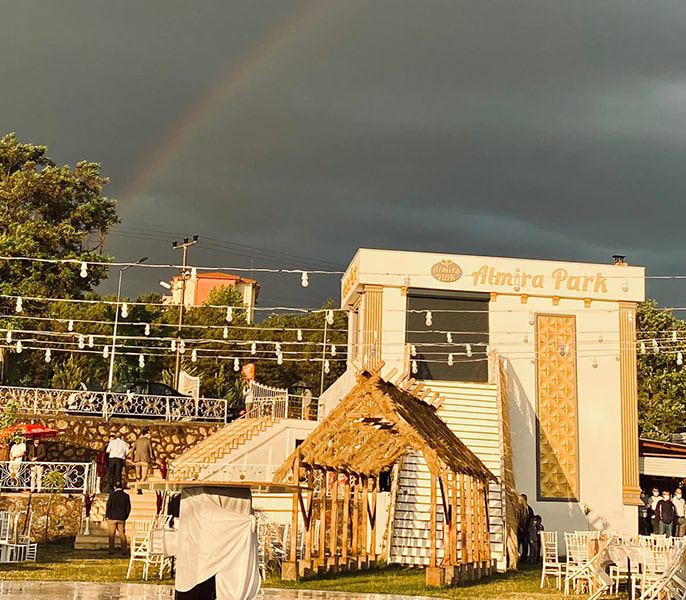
(370, 476, 378, 560)
(342, 473, 351, 561)
(329, 469, 340, 558)
(319, 468, 327, 560)
(361, 474, 369, 559)
(450, 471, 458, 567)
(305, 467, 314, 561)
(430, 470, 437, 568)
(460, 473, 467, 564)
(351, 473, 359, 558)
(290, 454, 301, 563)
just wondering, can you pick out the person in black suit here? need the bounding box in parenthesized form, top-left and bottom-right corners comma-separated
(27, 438, 47, 492)
(106, 486, 131, 555)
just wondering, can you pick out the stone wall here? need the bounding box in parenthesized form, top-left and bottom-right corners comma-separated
(18, 412, 221, 467)
(0, 494, 82, 542)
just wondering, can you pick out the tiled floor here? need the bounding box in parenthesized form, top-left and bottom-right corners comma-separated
(0, 581, 436, 600)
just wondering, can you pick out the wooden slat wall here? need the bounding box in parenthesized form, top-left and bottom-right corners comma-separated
(388, 381, 505, 567)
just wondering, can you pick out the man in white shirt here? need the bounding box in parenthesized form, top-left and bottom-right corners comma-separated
(649, 487, 661, 533)
(673, 488, 686, 537)
(106, 433, 130, 491)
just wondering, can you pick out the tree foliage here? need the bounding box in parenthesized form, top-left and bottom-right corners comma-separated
(637, 300, 686, 440)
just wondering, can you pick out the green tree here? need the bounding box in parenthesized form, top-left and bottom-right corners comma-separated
(637, 300, 686, 440)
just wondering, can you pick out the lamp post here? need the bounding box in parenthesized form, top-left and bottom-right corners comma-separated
(172, 235, 198, 390)
(107, 256, 148, 390)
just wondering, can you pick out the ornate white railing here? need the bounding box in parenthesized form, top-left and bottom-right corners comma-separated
(249, 382, 319, 421)
(0, 461, 95, 494)
(0, 386, 228, 422)
(168, 461, 278, 483)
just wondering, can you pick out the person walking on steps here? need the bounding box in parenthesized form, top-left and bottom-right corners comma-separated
(106, 485, 131, 555)
(132, 427, 155, 494)
(106, 432, 129, 491)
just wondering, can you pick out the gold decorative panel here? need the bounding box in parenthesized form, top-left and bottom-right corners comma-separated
(536, 315, 579, 500)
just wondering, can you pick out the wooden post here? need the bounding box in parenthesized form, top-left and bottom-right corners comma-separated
(305, 467, 314, 562)
(342, 472, 351, 565)
(328, 468, 339, 571)
(460, 473, 467, 565)
(450, 472, 458, 567)
(290, 455, 300, 563)
(351, 473, 359, 561)
(360, 474, 369, 565)
(430, 470, 437, 568)
(370, 476, 378, 562)
(319, 468, 328, 566)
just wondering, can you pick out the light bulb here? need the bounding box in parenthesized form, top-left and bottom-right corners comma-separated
(121, 303, 128, 318)
(5, 331, 11, 344)
(411, 344, 416, 357)
(226, 306, 233, 322)
(324, 359, 330, 374)
(326, 310, 334, 326)
(103, 345, 109, 358)
(191, 349, 197, 363)
(297, 329, 302, 341)
(78, 335, 85, 349)
(223, 326, 228, 339)
(652, 339, 659, 354)
(80, 262, 88, 278)
(171, 339, 177, 352)
(640, 341, 646, 355)
(68, 320, 74, 332)
(277, 353, 283, 365)
(679, 352, 684, 367)
(448, 353, 454, 366)
(138, 354, 145, 368)
(466, 343, 473, 358)
(523, 333, 529, 344)
(179, 340, 185, 354)
(528, 312, 534, 326)
(411, 360, 418, 374)
(251, 342, 256, 355)
(425, 311, 432, 327)
(275, 342, 281, 353)
(144, 323, 150, 336)
(88, 335, 94, 348)
(621, 278, 629, 292)
(234, 357, 240, 371)
(15, 297, 22, 313)
(331, 344, 337, 356)
(447, 332, 453, 344)
(592, 356, 598, 369)
(16, 340, 22, 354)
(301, 272, 309, 287)
(44, 349, 51, 363)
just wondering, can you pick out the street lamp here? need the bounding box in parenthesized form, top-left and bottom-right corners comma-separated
(172, 236, 198, 390)
(107, 256, 148, 390)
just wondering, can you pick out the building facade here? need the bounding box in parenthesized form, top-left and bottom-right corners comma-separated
(330, 248, 645, 546)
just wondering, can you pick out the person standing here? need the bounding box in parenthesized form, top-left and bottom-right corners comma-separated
(673, 488, 686, 537)
(518, 494, 535, 562)
(106, 432, 129, 491)
(8, 437, 26, 482)
(105, 485, 131, 555)
(649, 487, 661, 533)
(656, 490, 676, 537)
(132, 427, 155, 494)
(27, 438, 47, 492)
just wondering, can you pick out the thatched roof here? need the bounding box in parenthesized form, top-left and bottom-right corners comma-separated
(274, 372, 496, 482)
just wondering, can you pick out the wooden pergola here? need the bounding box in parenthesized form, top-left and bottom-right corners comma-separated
(274, 371, 497, 587)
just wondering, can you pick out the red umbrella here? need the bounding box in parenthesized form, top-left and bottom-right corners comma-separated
(1, 424, 59, 439)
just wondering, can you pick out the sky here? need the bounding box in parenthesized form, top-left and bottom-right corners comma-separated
(2, 0, 686, 309)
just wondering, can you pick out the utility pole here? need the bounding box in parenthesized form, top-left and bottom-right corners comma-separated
(173, 235, 198, 390)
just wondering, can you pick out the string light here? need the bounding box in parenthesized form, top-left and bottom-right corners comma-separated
(234, 357, 240, 371)
(277, 353, 283, 365)
(144, 324, 150, 336)
(15, 297, 23, 313)
(80, 262, 88, 278)
(103, 345, 109, 358)
(5, 331, 11, 344)
(301, 272, 309, 287)
(592, 356, 598, 369)
(411, 344, 417, 357)
(78, 335, 85, 349)
(16, 340, 22, 354)
(251, 342, 256, 355)
(523, 333, 528, 344)
(448, 353, 454, 366)
(330, 344, 337, 357)
(171, 339, 177, 352)
(652, 339, 660, 354)
(425, 311, 433, 327)
(640, 341, 646, 354)
(446, 332, 453, 343)
(324, 359, 330, 374)
(622, 278, 629, 292)
(326, 310, 334, 326)
(121, 303, 128, 318)
(138, 353, 145, 368)
(528, 312, 535, 326)
(412, 360, 418, 374)
(466, 343, 472, 358)
(179, 340, 185, 354)
(223, 327, 228, 339)
(191, 349, 197, 363)
(44, 348, 51, 363)
(225, 306, 233, 322)
(297, 329, 303, 341)
(68, 320, 74, 332)
(275, 342, 282, 353)
(88, 335, 94, 348)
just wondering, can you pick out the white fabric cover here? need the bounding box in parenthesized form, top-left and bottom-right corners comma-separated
(176, 486, 260, 600)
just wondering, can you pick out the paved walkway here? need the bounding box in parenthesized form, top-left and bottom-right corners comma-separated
(0, 581, 436, 600)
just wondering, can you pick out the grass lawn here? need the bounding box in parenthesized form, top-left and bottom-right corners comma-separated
(0, 542, 619, 599)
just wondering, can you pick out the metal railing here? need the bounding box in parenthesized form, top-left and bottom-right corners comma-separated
(0, 461, 94, 494)
(0, 386, 228, 422)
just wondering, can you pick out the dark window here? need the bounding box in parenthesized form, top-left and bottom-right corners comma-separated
(406, 290, 489, 382)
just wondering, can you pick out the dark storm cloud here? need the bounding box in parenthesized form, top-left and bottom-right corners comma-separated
(2, 0, 686, 306)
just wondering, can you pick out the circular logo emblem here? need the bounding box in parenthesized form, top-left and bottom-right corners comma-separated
(431, 260, 462, 283)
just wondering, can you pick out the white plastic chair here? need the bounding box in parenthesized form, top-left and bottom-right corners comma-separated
(540, 531, 565, 589)
(564, 532, 592, 595)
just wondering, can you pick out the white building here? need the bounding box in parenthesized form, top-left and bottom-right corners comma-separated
(320, 248, 644, 565)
